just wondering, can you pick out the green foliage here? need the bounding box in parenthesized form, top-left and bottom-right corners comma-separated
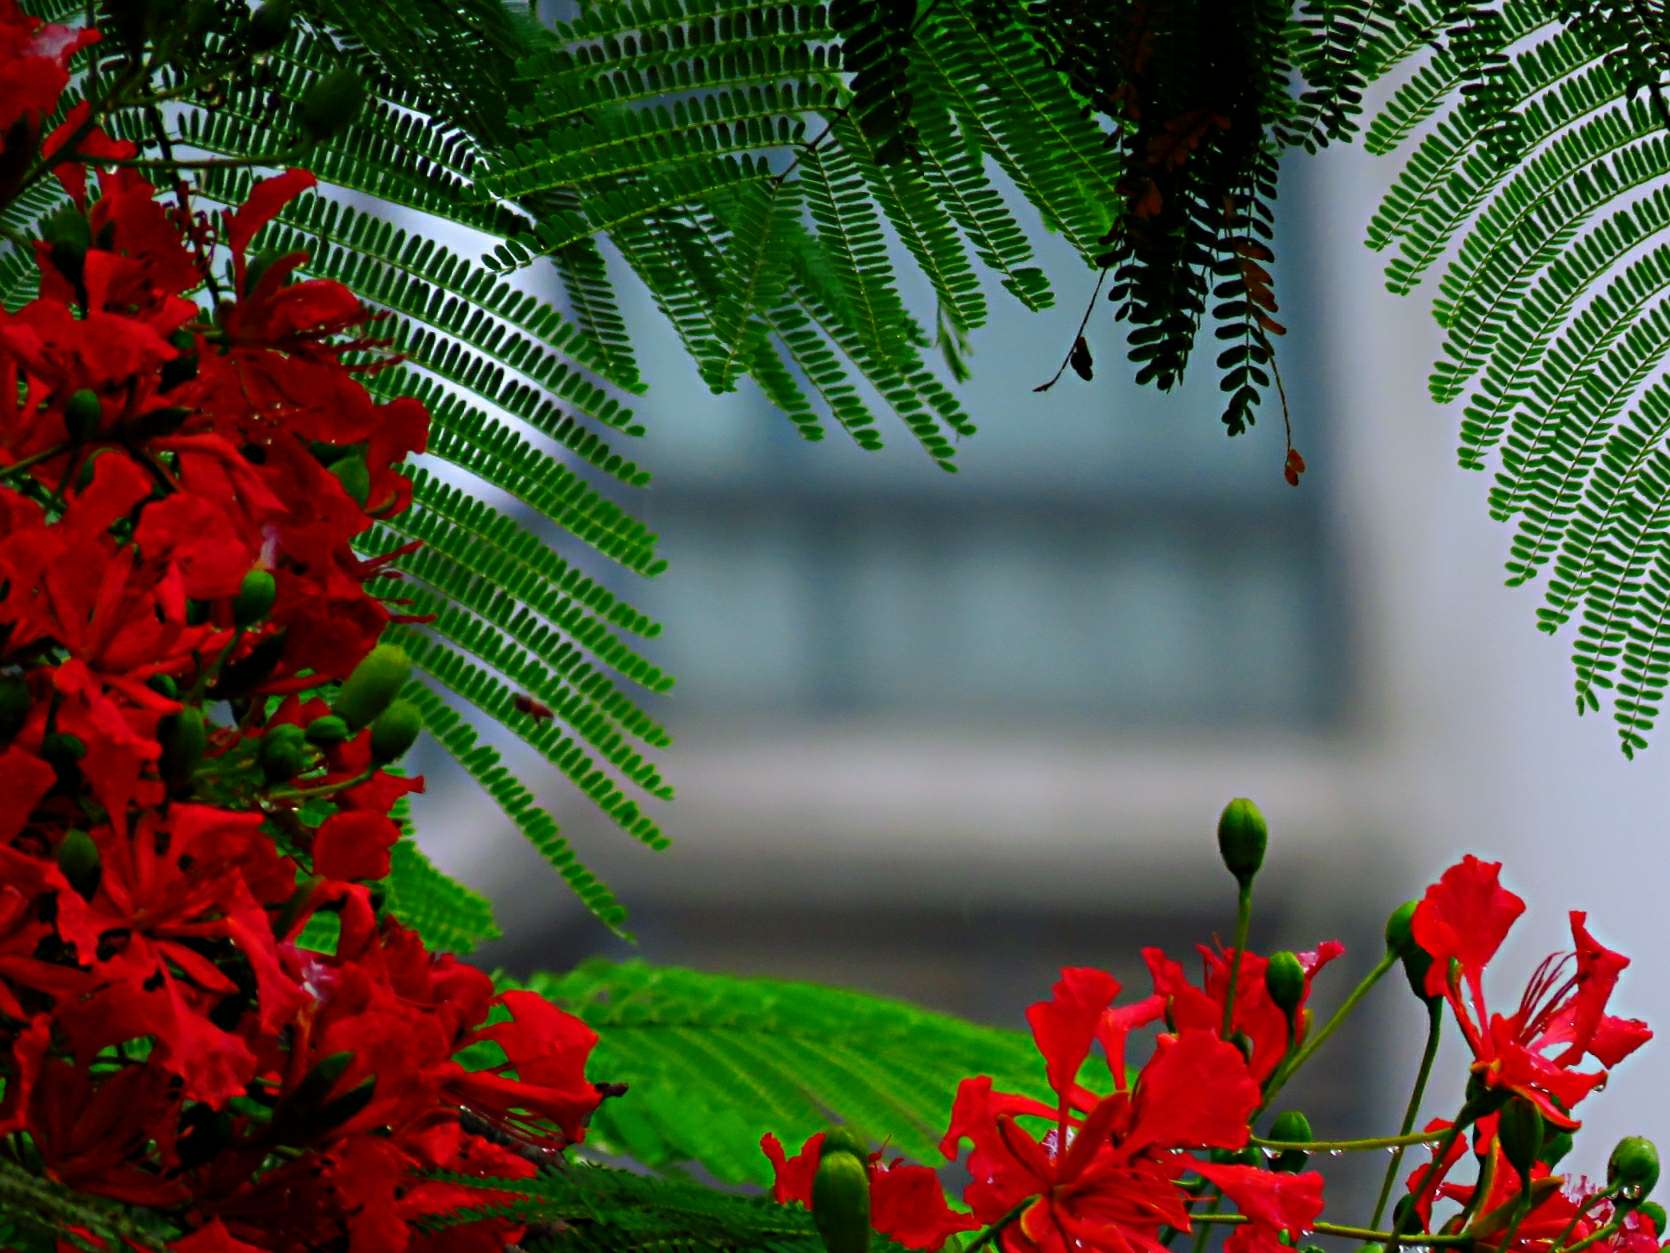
(1358, 0, 1670, 754)
(424, 1162, 922, 1251)
(518, 959, 1061, 1187)
(0, 1157, 174, 1251)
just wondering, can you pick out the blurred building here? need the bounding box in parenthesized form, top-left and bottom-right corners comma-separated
(410, 127, 1670, 1171)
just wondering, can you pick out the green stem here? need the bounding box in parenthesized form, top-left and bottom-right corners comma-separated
(0, 443, 70, 482)
(1557, 1220, 1623, 1253)
(1373, 999, 1444, 1228)
(1262, 949, 1398, 1107)
(1222, 881, 1253, 1037)
(1388, 1114, 1474, 1253)
(266, 769, 373, 803)
(965, 1201, 1029, 1252)
(186, 626, 244, 704)
(1545, 1188, 1615, 1253)
(1250, 1129, 1448, 1153)
(1190, 1215, 1471, 1247)
(1189, 1193, 1224, 1253)
(88, 148, 305, 172)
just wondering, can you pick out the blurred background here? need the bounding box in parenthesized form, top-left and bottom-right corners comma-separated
(402, 109, 1670, 1192)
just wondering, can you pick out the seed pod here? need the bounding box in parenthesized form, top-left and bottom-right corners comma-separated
(1269, 1109, 1312, 1173)
(64, 389, 101, 443)
(56, 828, 100, 899)
(331, 644, 411, 729)
(329, 451, 371, 507)
(369, 699, 421, 764)
(0, 675, 28, 743)
(159, 706, 206, 784)
(305, 714, 350, 746)
(1384, 900, 1419, 956)
(1264, 950, 1305, 1018)
(1610, 1137, 1660, 1204)
(1217, 797, 1267, 887)
(1498, 1098, 1543, 1181)
(299, 67, 366, 143)
(811, 1142, 870, 1253)
(233, 568, 277, 626)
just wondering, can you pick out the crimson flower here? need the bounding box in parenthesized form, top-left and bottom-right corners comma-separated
(937, 966, 1314, 1253)
(1412, 856, 1651, 1128)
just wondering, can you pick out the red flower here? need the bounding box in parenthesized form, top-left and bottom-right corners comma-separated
(1143, 939, 1344, 1083)
(938, 967, 1276, 1253)
(762, 1131, 979, 1251)
(1412, 858, 1651, 1127)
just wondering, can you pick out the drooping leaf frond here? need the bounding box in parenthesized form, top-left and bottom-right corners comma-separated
(1360, 0, 1670, 754)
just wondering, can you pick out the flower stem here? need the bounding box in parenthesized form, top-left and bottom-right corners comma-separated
(1250, 1129, 1448, 1153)
(1222, 881, 1254, 1038)
(1262, 948, 1398, 1106)
(1190, 1215, 1472, 1246)
(966, 1201, 1029, 1252)
(1557, 1219, 1623, 1253)
(0, 444, 71, 483)
(1372, 999, 1444, 1228)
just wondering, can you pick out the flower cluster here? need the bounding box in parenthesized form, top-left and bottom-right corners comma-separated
(0, 5, 607, 1248)
(763, 804, 1663, 1253)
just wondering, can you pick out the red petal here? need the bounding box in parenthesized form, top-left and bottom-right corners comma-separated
(1026, 967, 1122, 1103)
(1411, 855, 1525, 998)
(1126, 1030, 1259, 1154)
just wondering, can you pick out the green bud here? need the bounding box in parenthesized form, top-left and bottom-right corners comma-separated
(1610, 1137, 1660, 1204)
(260, 728, 306, 783)
(300, 68, 366, 143)
(304, 714, 351, 746)
(248, 0, 293, 50)
(821, 1127, 869, 1162)
(1639, 1202, 1666, 1235)
(810, 1146, 870, 1253)
(1497, 1098, 1543, 1181)
(1229, 1030, 1255, 1064)
(328, 451, 371, 507)
(42, 204, 91, 255)
(146, 673, 179, 701)
(1392, 1195, 1420, 1235)
(1264, 950, 1305, 1018)
(1269, 1110, 1312, 1173)
(1401, 945, 1437, 1003)
(56, 828, 100, 899)
(1542, 1129, 1574, 1169)
(1385, 899, 1419, 956)
(0, 675, 29, 743)
(159, 706, 206, 785)
(41, 731, 85, 773)
(1217, 797, 1267, 886)
(185, 598, 209, 626)
(233, 568, 277, 627)
(368, 699, 421, 764)
(331, 643, 411, 729)
(1208, 1146, 1261, 1167)
(64, 389, 102, 443)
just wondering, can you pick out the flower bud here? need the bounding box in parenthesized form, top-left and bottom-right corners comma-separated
(56, 828, 100, 899)
(1385, 899, 1419, 956)
(821, 1127, 869, 1162)
(0, 675, 29, 743)
(1269, 1109, 1312, 1173)
(300, 68, 366, 143)
(1208, 1146, 1260, 1167)
(233, 569, 277, 627)
(1610, 1137, 1660, 1203)
(811, 1144, 870, 1253)
(369, 698, 421, 763)
(1264, 950, 1305, 1018)
(332, 644, 411, 729)
(1639, 1202, 1666, 1235)
(248, 0, 293, 50)
(1498, 1097, 1543, 1181)
(1217, 797, 1267, 887)
(1401, 945, 1436, 1004)
(42, 731, 86, 786)
(329, 450, 371, 507)
(64, 389, 101, 443)
(159, 706, 206, 785)
(260, 725, 307, 782)
(146, 673, 179, 701)
(305, 714, 350, 746)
